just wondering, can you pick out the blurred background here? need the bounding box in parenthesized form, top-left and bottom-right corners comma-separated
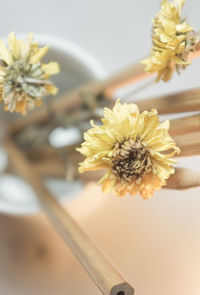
(0, 0, 196, 72)
(0, 0, 200, 295)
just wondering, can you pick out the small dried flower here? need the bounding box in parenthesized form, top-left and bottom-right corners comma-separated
(141, 0, 195, 81)
(77, 100, 180, 199)
(0, 32, 60, 114)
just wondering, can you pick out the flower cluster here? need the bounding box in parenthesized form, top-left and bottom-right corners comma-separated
(77, 100, 180, 199)
(142, 0, 194, 81)
(0, 32, 59, 114)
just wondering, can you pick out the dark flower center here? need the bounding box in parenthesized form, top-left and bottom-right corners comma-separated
(111, 138, 152, 182)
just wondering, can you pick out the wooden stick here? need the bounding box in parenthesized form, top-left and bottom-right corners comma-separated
(7, 158, 200, 191)
(80, 168, 200, 191)
(8, 49, 200, 136)
(173, 131, 200, 157)
(169, 114, 200, 136)
(104, 50, 200, 99)
(10, 84, 200, 138)
(23, 117, 200, 164)
(79, 168, 200, 191)
(9, 62, 146, 134)
(33, 160, 67, 178)
(166, 167, 200, 190)
(4, 138, 134, 295)
(136, 88, 200, 114)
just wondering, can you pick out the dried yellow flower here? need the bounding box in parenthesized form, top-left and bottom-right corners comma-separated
(141, 0, 194, 81)
(0, 32, 60, 114)
(77, 100, 180, 199)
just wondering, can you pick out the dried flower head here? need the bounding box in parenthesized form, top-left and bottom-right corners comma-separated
(141, 0, 195, 81)
(0, 32, 60, 114)
(77, 100, 180, 199)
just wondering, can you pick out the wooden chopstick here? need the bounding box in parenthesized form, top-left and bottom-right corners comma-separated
(104, 50, 200, 99)
(173, 131, 200, 158)
(79, 168, 200, 191)
(169, 114, 200, 136)
(4, 138, 134, 295)
(135, 88, 200, 114)
(166, 167, 200, 190)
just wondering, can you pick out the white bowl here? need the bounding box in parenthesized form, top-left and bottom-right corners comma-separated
(0, 34, 106, 215)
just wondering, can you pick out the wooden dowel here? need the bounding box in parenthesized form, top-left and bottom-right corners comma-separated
(136, 88, 200, 114)
(4, 138, 134, 295)
(166, 167, 200, 190)
(169, 114, 200, 136)
(34, 160, 67, 178)
(173, 131, 200, 157)
(80, 168, 200, 191)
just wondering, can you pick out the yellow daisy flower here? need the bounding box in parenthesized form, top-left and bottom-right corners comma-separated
(77, 100, 180, 199)
(141, 0, 194, 81)
(0, 32, 60, 114)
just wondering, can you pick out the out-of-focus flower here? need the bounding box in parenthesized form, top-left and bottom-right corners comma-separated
(142, 0, 195, 82)
(0, 32, 60, 114)
(77, 100, 180, 199)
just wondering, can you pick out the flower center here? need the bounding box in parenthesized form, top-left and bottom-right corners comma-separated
(111, 138, 152, 182)
(3, 61, 47, 99)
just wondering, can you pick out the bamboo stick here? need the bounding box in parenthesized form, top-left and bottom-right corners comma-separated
(166, 168, 200, 190)
(136, 88, 200, 114)
(4, 138, 134, 295)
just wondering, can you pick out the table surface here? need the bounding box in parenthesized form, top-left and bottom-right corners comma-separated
(1, 1, 200, 294)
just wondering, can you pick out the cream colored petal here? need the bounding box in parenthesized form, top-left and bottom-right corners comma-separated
(154, 28, 172, 43)
(160, 16, 176, 36)
(112, 99, 139, 120)
(29, 45, 49, 64)
(0, 38, 12, 65)
(20, 32, 33, 61)
(176, 23, 194, 33)
(42, 62, 60, 78)
(99, 171, 115, 194)
(175, 0, 185, 11)
(45, 84, 58, 95)
(78, 155, 110, 173)
(159, 119, 170, 130)
(8, 32, 22, 60)
(153, 161, 175, 180)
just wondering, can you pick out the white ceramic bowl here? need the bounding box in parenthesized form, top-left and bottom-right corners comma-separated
(0, 34, 106, 215)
